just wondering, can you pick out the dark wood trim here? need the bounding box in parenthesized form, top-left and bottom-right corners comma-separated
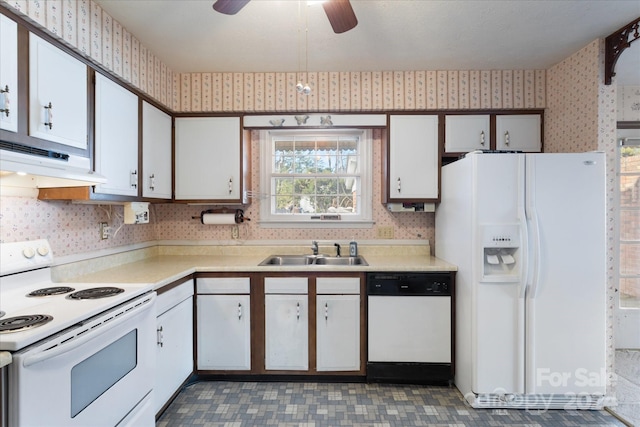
(195, 271, 366, 378)
(605, 17, 640, 85)
(156, 274, 195, 296)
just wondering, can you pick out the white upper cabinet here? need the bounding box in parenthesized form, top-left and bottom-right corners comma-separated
(0, 14, 18, 132)
(175, 117, 242, 201)
(29, 33, 87, 150)
(388, 115, 439, 201)
(444, 115, 491, 153)
(495, 114, 542, 152)
(94, 73, 139, 196)
(142, 102, 172, 199)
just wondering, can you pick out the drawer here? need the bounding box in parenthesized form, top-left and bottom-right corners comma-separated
(197, 277, 251, 294)
(156, 279, 194, 316)
(316, 277, 360, 294)
(264, 277, 308, 294)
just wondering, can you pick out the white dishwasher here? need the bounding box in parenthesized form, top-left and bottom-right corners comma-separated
(367, 272, 453, 385)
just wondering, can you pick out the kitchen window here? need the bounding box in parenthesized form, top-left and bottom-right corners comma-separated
(259, 129, 373, 228)
(618, 135, 640, 309)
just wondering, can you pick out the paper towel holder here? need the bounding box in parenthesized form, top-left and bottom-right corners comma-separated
(192, 208, 251, 224)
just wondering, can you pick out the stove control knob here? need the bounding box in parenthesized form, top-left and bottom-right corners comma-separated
(23, 247, 36, 259)
(37, 246, 49, 256)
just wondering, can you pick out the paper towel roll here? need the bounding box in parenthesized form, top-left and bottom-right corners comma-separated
(201, 213, 237, 225)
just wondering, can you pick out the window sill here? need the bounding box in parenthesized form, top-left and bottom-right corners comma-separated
(257, 220, 375, 229)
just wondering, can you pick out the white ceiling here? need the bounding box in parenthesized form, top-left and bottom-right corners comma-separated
(95, 0, 640, 84)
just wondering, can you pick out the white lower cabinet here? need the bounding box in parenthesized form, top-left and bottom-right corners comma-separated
(264, 277, 309, 371)
(316, 277, 361, 372)
(197, 277, 251, 370)
(155, 280, 194, 414)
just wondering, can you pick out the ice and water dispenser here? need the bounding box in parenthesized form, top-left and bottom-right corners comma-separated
(480, 224, 520, 282)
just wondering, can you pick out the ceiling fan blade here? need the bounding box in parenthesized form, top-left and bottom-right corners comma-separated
(212, 0, 250, 15)
(322, 0, 358, 34)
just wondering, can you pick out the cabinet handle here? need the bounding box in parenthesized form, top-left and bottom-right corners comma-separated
(157, 326, 164, 347)
(44, 102, 53, 129)
(149, 173, 155, 191)
(296, 302, 300, 320)
(238, 302, 242, 320)
(130, 170, 138, 189)
(0, 85, 9, 117)
(396, 177, 401, 194)
(324, 302, 329, 320)
(228, 177, 233, 194)
(504, 131, 510, 147)
(480, 130, 485, 146)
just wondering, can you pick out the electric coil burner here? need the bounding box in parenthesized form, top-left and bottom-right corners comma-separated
(0, 314, 54, 333)
(27, 286, 75, 297)
(67, 287, 125, 300)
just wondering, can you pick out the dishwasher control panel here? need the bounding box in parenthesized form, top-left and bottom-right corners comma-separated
(367, 273, 452, 296)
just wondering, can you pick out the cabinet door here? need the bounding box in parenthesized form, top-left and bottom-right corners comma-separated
(265, 294, 309, 370)
(155, 296, 193, 414)
(175, 117, 241, 200)
(29, 33, 87, 150)
(94, 73, 139, 196)
(495, 114, 542, 152)
(142, 102, 172, 199)
(444, 115, 490, 153)
(197, 294, 251, 370)
(388, 115, 439, 200)
(316, 294, 360, 371)
(0, 15, 18, 132)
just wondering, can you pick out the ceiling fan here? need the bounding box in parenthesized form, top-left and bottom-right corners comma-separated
(212, 0, 358, 34)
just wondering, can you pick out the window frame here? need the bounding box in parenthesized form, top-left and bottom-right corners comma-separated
(259, 128, 373, 228)
(617, 134, 640, 309)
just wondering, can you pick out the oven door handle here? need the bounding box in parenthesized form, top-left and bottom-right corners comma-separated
(22, 294, 154, 368)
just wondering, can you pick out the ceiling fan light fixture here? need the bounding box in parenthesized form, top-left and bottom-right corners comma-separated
(212, 0, 250, 15)
(322, 0, 358, 34)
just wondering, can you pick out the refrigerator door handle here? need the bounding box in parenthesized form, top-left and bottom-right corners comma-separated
(525, 155, 542, 300)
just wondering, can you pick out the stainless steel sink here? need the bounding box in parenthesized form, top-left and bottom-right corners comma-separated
(258, 255, 316, 266)
(259, 255, 368, 266)
(313, 256, 367, 266)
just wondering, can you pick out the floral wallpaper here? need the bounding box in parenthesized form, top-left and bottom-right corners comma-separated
(0, 0, 626, 401)
(618, 86, 640, 121)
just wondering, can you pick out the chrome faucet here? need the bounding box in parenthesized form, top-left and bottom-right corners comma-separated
(334, 243, 341, 257)
(311, 240, 319, 256)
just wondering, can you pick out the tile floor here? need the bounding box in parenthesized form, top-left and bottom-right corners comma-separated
(157, 381, 626, 426)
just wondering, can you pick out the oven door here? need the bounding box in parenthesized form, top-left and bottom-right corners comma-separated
(8, 293, 156, 427)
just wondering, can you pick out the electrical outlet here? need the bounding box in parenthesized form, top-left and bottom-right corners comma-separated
(377, 226, 394, 239)
(100, 222, 109, 240)
(231, 225, 239, 240)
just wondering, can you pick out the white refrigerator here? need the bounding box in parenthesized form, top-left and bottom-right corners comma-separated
(435, 151, 607, 410)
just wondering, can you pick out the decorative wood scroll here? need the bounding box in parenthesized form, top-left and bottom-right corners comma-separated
(605, 17, 640, 85)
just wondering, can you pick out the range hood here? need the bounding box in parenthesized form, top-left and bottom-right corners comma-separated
(0, 143, 107, 188)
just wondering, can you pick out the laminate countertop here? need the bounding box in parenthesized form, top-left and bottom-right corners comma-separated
(58, 246, 456, 291)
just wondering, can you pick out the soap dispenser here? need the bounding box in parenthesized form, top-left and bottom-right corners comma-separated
(349, 238, 358, 257)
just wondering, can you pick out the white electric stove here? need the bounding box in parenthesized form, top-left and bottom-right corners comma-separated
(0, 239, 154, 351)
(0, 239, 156, 427)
